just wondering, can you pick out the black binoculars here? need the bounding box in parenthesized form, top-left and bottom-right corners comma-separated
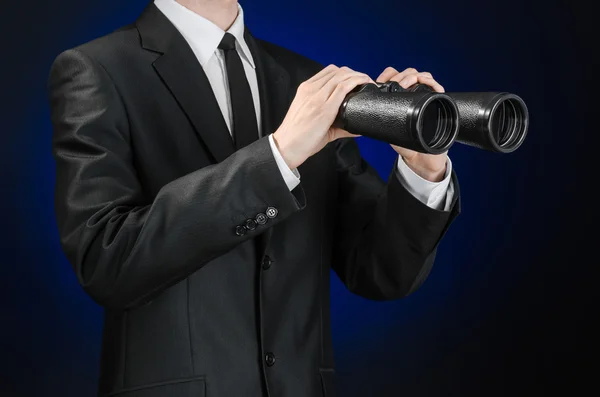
(334, 81, 529, 154)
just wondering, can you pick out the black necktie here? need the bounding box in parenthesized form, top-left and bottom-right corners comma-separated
(218, 32, 259, 150)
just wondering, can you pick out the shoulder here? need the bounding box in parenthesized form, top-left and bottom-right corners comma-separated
(76, 23, 140, 57)
(51, 23, 148, 75)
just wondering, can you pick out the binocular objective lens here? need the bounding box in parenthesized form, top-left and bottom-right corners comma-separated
(420, 98, 457, 150)
(490, 98, 527, 149)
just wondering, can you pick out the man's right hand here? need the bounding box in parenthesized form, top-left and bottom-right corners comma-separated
(272, 65, 375, 170)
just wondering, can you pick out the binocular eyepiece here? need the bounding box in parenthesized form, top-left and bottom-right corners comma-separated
(334, 81, 529, 154)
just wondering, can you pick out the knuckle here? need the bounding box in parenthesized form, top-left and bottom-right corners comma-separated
(343, 80, 356, 90)
(309, 100, 321, 112)
(405, 67, 418, 73)
(385, 66, 398, 73)
(298, 81, 312, 94)
(333, 82, 347, 93)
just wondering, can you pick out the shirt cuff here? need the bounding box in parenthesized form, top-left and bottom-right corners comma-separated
(268, 133, 301, 191)
(395, 154, 454, 211)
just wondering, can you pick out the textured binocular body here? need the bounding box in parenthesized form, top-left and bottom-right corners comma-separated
(334, 81, 529, 154)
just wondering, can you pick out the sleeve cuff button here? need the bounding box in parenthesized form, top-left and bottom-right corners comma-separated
(266, 207, 278, 218)
(256, 213, 268, 225)
(244, 219, 257, 231)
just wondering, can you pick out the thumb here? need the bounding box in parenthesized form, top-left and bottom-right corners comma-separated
(330, 127, 361, 140)
(391, 144, 418, 160)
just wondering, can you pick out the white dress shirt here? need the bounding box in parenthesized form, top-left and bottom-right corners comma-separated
(154, 0, 454, 211)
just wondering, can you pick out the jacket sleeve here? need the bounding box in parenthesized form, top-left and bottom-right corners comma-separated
(48, 49, 305, 310)
(330, 137, 460, 300)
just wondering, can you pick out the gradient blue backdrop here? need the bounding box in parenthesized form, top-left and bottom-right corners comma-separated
(2, 0, 597, 396)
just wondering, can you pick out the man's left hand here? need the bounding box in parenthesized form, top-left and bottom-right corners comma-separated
(376, 67, 449, 183)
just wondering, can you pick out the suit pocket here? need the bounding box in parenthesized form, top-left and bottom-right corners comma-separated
(319, 368, 336, 397)
(104, 376, 206, 397)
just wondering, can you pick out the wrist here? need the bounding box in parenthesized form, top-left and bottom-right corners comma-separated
(402, 156, 447, 182)
(272, 130, 305, 170)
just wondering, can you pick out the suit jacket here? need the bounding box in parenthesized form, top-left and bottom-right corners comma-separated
(48, 3, 460, 397)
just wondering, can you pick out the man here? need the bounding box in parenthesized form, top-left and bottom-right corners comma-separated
(48, 0, 460, 396)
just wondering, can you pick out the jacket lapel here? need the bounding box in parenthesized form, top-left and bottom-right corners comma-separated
(136, 3, 236, 164)
(243, 28, 291, 139)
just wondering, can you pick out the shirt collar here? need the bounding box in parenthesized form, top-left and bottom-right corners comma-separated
(154, 0, 255, 69)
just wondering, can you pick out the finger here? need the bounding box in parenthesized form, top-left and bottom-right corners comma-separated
(376, 66, 399, 83)
(297, 64, 339, 94)
(325, 73, 374, 107)
(298, 65, 340, 94)
(385, 67, 419, 83)
(319, 68, 373, 99)
(310, 64, 348, 89)
(398, 73, 444, 92)
(305, 64, 338, 85)
(311, 66, 359, 95)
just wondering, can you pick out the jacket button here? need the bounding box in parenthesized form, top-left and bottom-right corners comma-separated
(266, 207, 278, 218)
(255, 213, 268, 225)
(265, 352, 276, 367)
(244, 218, 257, 231)
(234, 225, 247, 236)
(262, 255, 273, 270)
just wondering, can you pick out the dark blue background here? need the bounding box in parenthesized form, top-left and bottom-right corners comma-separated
(2, 0, 598, 395)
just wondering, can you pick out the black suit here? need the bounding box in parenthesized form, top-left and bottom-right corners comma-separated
(48, 3, 460, 397)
